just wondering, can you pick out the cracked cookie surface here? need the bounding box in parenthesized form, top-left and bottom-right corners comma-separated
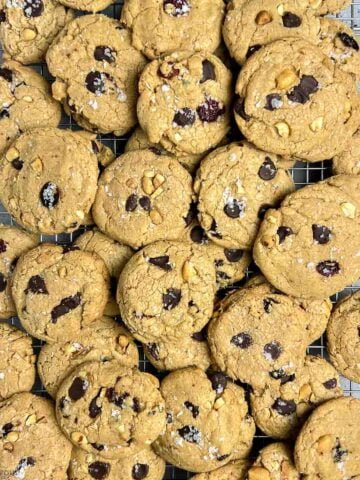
(332, 129, 360, 175)
(245, 443, 299, 480)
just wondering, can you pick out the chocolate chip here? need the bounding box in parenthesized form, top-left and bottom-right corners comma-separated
(162, 288, 181, 310)
(316, 261, 340, 277)
(146, 343, 160, 360)
(224, 199, 245, 219)
(178, 425, 201, 444)
(192, 330, 206, 342)
(264, 341, 282, 360)
(282, 12, 301, 27)
(158, 62, 180, 79)
(62, 245, 80, 254)
(173, 108, 196, 127)
(207, 372, 227, 395)
(258, 157, 277, 180)
(88, 461, 110, 480)
(94, 46, 116, 63)
(190, 225, 208, 244)
(91, 141, 100, 154)
(0, 10, 6, 22)
(139, 196, 151, 211)
(184, 201, 198, 227)
(163, 0, 191, 17)
(89, 389, 102, 418)
(148, 255, 172, 271)
(277, 226, 293, 244)
(209, 219, 222, 239)
(265, 93, 282, 111)
(1, 423, 13, 437)
(201, 60, 215, 83)
(51, 292, 82, 323)
(0, 68, 13, 83)
(105, 388, 129, 408)
(224, 249, 243, 262)
(0, 273, 6, 293)
(270, 369, 295, 385)
(231, 332, 253, 349)
(133, 397, 141, 413)
(166, 412, 173, 424)
(85, 71, 105, 95)
(132, 464, 149, 480)
(272, 398, 296, 415)
(246, 44, 262, 59)
(323, 378, 337, 389)
(287, 75, 318, 104)
(312, 224, 331, 244)
(125, 194, 138, 212)
(40, 182, 59, 209)
(332, 438, 348, 463)
(91, 443, 104, 451)
(258, 204, 272, 219)
(234, 95, 250, 121)
(0, 108, 9, 119)
(0, 239, 7, 253)
(197, 98, 225, 122)
(13, 458, 35, 477)
(25, 275, 48, 295)
(217, 454, 230, 462)
(184, 401, 199, 418)
(23, 0, 43, 17)
(68, 377, 88, 401)
(263, 297, 280, 313)
(338, 32, 359, 50)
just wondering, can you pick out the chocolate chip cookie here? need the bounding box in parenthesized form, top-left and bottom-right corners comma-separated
(93, 150, 193, 249)
(234, 38, 360, 162)
(295, 396, 360, 480)
(46, 15, 146, 135)
(332, 129, 360, 175)
(56, 360, 166, 460)
(11, 243, 109, 343)
(195, 142, 295, 249)
(153, 367, 255, 472)
(0, 128, 99, 235)
(253, 175, 360, 299)
(121, 0, 225, 59)
(192, 460, 249, 480)
(137, 51, 232, 156)
(0, 0, 73, 64)
(0, 392, 72, 479)
(246, 443, 299, 480)
(223, 0, 320, 65)
(118, 240, 216, 343)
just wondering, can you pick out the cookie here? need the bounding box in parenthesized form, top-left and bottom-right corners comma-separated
(0, 0, 73, 64)
(0, 128, 99, 235)
(246, 443, 299, 480)
(120, 0, 225, 60)
(11, 243, 109, 343)
(75, 230, 133, 317)
(250, 355, 343, 439)
(93, 150, 193, 249)
(68, 447, 166, 480)
(0, 225, 38, 319)
(57, 0, 113, 11)
(253, 175, 360, 299)
(153, 367, 255, 472)
(0, 61, 61, 157)
(0, 324, 35, 400)
(56, 360, 166, 460)
(223, 0, 320, 65)
(192, 460, 249, 480)
(332, 129, 360, 175)
(327, 291, 360, 384)
(46, 15, 146, 135)
(137, 51, 232, 156)
(0, 392, 72, 480)
(305, 0, 351, 15)
(37, 316, 139, 397)
(118, 240, 216, 343)
(195, 142, 295, 250)
(208, 282, 309, 390)
(234, 38, 360, 162)
(294, 397, 360, 480)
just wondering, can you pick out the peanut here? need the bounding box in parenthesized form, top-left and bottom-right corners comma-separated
(317, 434, 333, 453)
(275, 122, 290, 138)
(310, 117, 324, 132)
(150, 209, 163, 225)
(276, 68, 298, 89)
(341, 202, 356, 219)
(142, 177, 155, 195)
(255, 10, 272, 25)
(5, 147, 20, 162)
(22, 28, 36, 41)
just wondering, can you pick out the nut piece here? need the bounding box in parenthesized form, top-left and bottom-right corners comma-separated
(144, 170, 155, 178)
(261, 235, 276, 248)
(277, 3, 285, 15)
(275, 122, 290, 138)
(3, 442, 14, 452)
(310, 117, 324, 132)
(248, 466, 271, 480)
(71, 432, 88, 445)
(214, 397, 225, 410)
(255, 10, 272, 25)
(117, 334, 129, 349)
(149, 209, 163, 225)
(52, 81, 67, 101)
(299, 383, 312, 401)
(317, 434, 333, 453)
(341, 202, 356, 219)
(276, 68, 299, 89)
(5, 147, 20, 162)
(22, 95, 33, 103)
(153, 173, 165, 189)
(25, 413, 37, 426)
(151, 187, 164, 199)
(182, 260, 196, 282)
(142, 177, 155, 195)
(31, 158, 43, 173)
(6, 432, 19, 442)
(22, 28, 37, 41)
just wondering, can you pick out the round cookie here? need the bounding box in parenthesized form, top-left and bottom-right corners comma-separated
(223, 0, 320, 65)
(0, 61, 61, 157)
(11, 243, 109, 343)
(250, 355, 343, 440)
(195, 142, 295, 250)
(118, 240, 216, 343)
(207, 283, 309, 390)
(294, 397, 360, 480)
(120, 0, 225, 60)
(246, 443, 299, 480)
(75, 230, 133, 317)
(253, 175, 360, 299)
(153, 367, 255, 472)
(46, 15, 146, 135)
(332, 129, 360, 175)
(0, 323, 35, 400)
(327, 291, 360, 384)
(0, 0, 73, 64)
(0, 392, 72, 480)
(68, 447, 166, 480)
(56, 360, 166, 460)
(93, 150, 193, 249)
(37, 316, 139, 397)
(0, 128, 99, 235)
(137, 51, 232, 156)
(0, 225, 38, 319)
(234, 38, 360, 162)
(192, 460, 250, 480)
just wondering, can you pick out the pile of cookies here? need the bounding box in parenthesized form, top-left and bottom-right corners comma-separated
(0, 0, 360, 478)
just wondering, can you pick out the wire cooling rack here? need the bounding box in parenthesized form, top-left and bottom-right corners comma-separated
(1, 1, 360, 477)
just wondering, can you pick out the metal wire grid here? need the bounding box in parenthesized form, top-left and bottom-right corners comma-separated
(0, 1, 359, 476)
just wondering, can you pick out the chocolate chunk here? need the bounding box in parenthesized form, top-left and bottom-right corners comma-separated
(177, 425, 201, 444)
(258, 157, 277, 180)
(148, 255, 172, 271)
(68, 377, 88, 401)
(224, 249, 243, 262)
(277, 226, 293, 244)
(25, 275, 48, 295)
(91, 443, 105, 451)
(92, 141, 100, 154)
(163, 0, 191, 17)
(0, 273, 6, 292)
(173, 108, 196, 127)
(264, 341, 282, 360)
(132, 464, 149, 480)
(94, 46, 116, 63)
(105, 388, 129, 408)
(272, 398, 296, 415)
(0, 108, 9, 119)
(316, 261, 340, 277)
(89, 389, 102, 418)
(201, 60, 215, 83)
(0, 68, 13, 82)
(217, 454, 230, 462)
(158, 62, 180, 79)
(224, 199, 245, 219)
(214, 259, 224, 268)
(231, 332, 253, 349)
(258, 204, 272, 219)
(1, 422, 13, 437)
(265, 93, 282, 111)
(184, 201, 198, 227)
(312, 224, 331, 244)
(197, 98, 225, 122)
(246, 44, 262, 59)
(270, 369, 295, 385)
(51, 292, 82, 323)
(162, 288, 181, 310)
(85, 71, 105, 95)
(332, 438, 348, 463)
(166, 412, 173, 424)
(88, 461, 110, 480)
(146, 343, 160, 360)
(62, 245, 80, 254)
(216, 271, 231, 282)
(0, 10, 6, 22)
(192, 330, 206, 342)
(0, 239, 7, 253)
(184, 401, 199, 418)
(209, 219, 222, 239)
(263, 297, 280, 313)
(207, 372, 227, 395)
(40, 182, 60, 209)
(323, 378, 337, 389)
(13, 457, 35, 477)
(125, 194, 138, 212)
(23, 0, 43, 17)
(282, 12, 301, 27)
(133, 397, 141, 413)
(287, 75, 318, 104)
(338, 32, 359, 51)
(190, 225, 208, 244)
(139, 196, 151, 211)
(234, 95, 250, 121)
